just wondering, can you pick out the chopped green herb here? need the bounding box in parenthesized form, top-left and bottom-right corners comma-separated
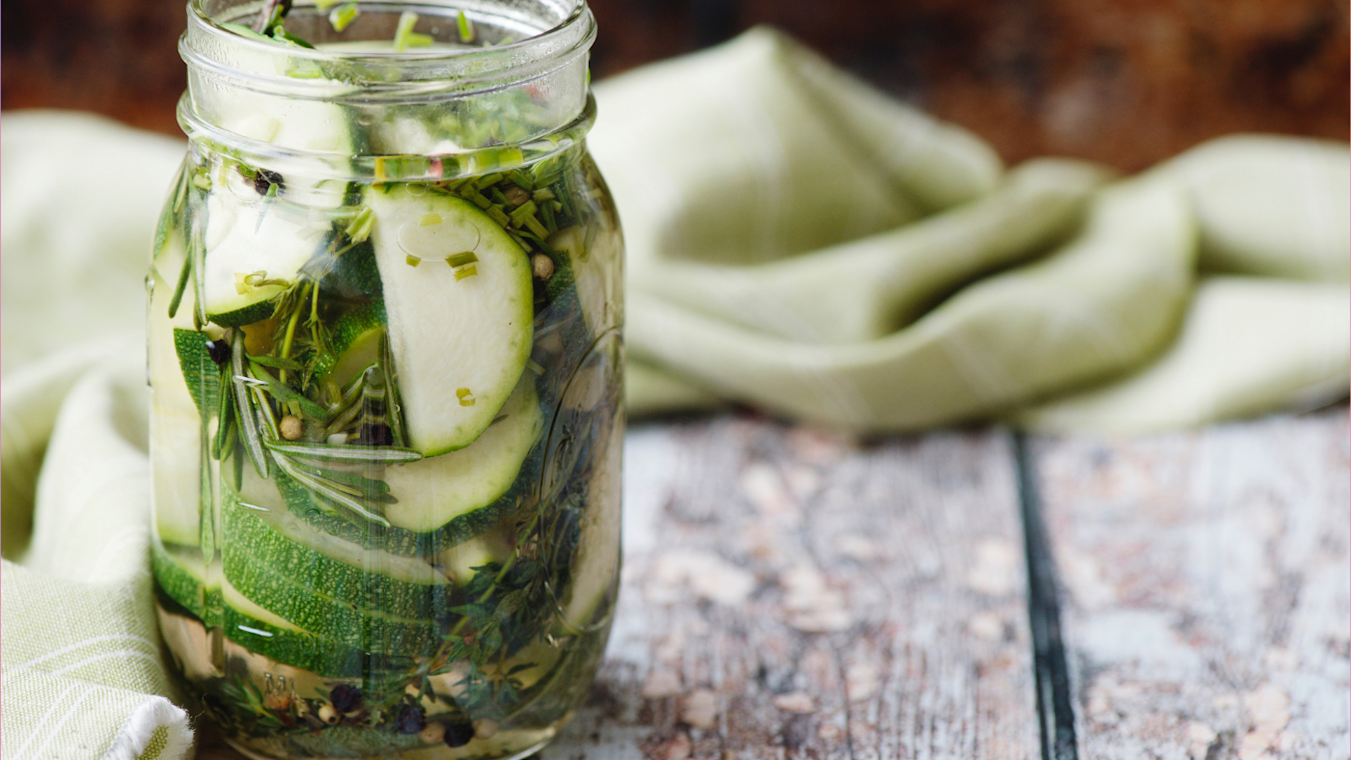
(328, 2, 359, 32)
(456, 387, 476, 406)
(453, 264, 478, 280)
(345, 205, 374, 243)
(445, 251, 478, 268)
(392, 11, 432, 51)
(457, 10, 474, 43)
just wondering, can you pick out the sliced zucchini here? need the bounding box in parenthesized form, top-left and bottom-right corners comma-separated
(155, 538, 389, 679)
(149, 249, 211, 547)
(543, 331, 624, 631)
(214, 89, 363, 158)
(315, 236, 383, 302)
(254, 378, 542, 557)
(153, 540, 210, 621)
(201, 168, 331, 327)
(313, 301, 387, 387)
(151, 409, 205, 548)
(365, 185, 535, 455)
(220, 604, 373, 680)
(220, 539, 442, 652)
(223, 478, 479, 620)
(152, 540, 223, 628)
(381, 376, 544, 533)
(367, 114, 464, 156)
(546, 225, 612, 338)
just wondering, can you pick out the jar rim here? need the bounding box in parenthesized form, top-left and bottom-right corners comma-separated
(181, 0, 595, 97)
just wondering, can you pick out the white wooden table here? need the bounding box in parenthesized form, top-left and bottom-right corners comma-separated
(203, 407, 1350, 759)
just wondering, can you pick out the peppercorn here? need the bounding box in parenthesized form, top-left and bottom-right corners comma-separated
(395, 704, 426, 735)
(205, 340, 231, 365)
(531, 253, 555, 281)
(318, 704, 339, 725)
(252, 168, 285, 196)
(418, 722, 445, 745)
(280, 415, 304, 440)
(503, 184, 530, 206)
(329, 683, 363, 713)
(443, 721, 475, 748)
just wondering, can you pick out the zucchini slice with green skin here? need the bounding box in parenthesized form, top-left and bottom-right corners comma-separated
(223, 478, 512, 620)
(381, 375, 544, 533)
(151, 409, 206, 548)
(220, 604, 376, 680)
(153, 540, 214, 623)
(312, 300, 387, 387)
(220, 540, 442, 652)
(215, 89, 365, 159)
(149, 240, 211, 546)
(364, 185, 535, 455)
(154, 541, 400, 679)
(200, 173, 324, 327)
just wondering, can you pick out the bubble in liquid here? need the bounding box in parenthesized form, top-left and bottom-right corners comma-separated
(396, 218, 481, 264)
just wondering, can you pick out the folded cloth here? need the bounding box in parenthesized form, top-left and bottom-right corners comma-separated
(590, 28, 1349, 430)
(1, 26, 1348, 759)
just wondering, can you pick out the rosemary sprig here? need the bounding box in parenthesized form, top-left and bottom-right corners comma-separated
(380, 336, 407, 448)
(263, 439, 421, 463)
(248, 362, 329, 420)
(231, 330, 269, 478)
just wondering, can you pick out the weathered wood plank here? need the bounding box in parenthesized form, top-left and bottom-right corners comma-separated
(1034, 408, 1350, 759)
(199, 417, 1038, 759)
(545, 417, 1038, 759)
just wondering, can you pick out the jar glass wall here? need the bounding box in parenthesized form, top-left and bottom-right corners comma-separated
(147, 3, 623, 757)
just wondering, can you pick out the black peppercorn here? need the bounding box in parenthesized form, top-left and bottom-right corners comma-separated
(395, 704, 426, 735)
(443, 721, 475, 748)
(329, 683, 362, 713)
(205, 340, 231, 365)
(253, 168, 285, 196)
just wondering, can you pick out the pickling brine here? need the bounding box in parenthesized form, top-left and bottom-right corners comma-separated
(149, 2, 622, 757)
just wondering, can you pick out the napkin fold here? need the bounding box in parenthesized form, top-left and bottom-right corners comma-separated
(591, 28, 1349, 430)
(2, 26, 1347, 760)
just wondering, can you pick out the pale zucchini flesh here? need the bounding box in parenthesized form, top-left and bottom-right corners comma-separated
(365, 185, 535, 455)
(201, 168, 331, 326)
(381, 376, 544, 533)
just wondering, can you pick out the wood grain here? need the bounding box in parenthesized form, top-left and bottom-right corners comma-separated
(1034, 408, 1350, 759)
(544, 418, 1037, 759)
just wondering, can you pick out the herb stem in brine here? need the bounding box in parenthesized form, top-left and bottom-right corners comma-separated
(278, 282, 310, 383)
(168, 249, 193, 319)
(231, 330, 269, 478)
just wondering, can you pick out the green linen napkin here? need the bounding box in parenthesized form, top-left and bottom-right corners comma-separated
(2, 26, 1347, 759)
(589, 28, 1349, 430)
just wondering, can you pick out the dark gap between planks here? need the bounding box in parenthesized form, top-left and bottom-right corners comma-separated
(1013, 432, 1080, 760)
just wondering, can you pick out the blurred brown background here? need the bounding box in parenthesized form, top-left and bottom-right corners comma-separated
(3, 0, 1347, 171)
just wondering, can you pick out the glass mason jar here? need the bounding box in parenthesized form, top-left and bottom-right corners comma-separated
(147, 1, 623, 757)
